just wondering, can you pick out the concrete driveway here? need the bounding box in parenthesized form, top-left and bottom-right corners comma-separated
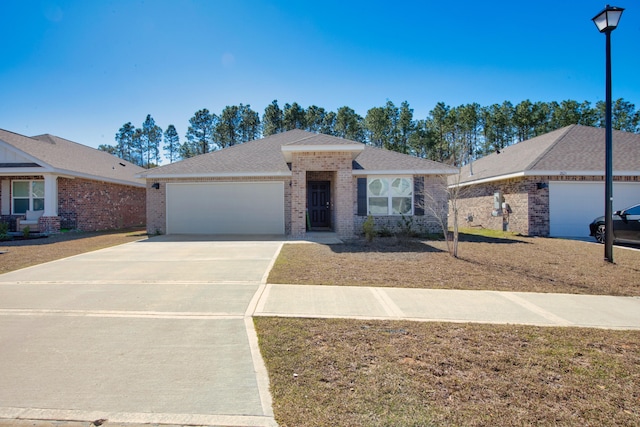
(0, 235, 282, 427)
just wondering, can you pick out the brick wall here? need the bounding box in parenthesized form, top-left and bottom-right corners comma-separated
(453, 175, 640, 236)
(57, 177, 146, 231)
(145, 176, 291, 235)
(290, 151, 354, 238)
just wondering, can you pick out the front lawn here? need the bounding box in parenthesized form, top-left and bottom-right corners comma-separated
(268, 233, 640, 296)
(259, 232, 640, 426)
(256, 317, 640, 427)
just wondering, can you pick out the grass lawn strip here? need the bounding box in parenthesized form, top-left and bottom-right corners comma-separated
(255, 317, 640, 427)
(268, 234, 640, 296)
(0, 228, 147, 274)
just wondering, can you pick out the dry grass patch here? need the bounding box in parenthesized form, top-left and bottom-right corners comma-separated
(256, 317, 640, 427)
(0, 228, 147, 274)
(268, 234, 640, 296)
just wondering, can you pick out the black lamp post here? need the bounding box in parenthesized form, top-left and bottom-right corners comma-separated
(592, 4, 624, 263)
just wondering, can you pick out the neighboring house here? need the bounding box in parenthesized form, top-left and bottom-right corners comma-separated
(451, 125, 640, 238)
(139, 129, 457, 238)
(0, 128, 146, 234)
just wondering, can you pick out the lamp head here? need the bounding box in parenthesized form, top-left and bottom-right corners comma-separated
(592, 5, 624, 33)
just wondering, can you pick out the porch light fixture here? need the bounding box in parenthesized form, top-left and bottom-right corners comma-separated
(592, 4, 624, 263)
(151, 182, 160, 189)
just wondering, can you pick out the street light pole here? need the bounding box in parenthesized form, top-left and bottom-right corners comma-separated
(592, 5, 624, 263)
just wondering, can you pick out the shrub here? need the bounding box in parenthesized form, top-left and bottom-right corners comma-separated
(362, 215, 376, 242)
(0, 222, 8, 241)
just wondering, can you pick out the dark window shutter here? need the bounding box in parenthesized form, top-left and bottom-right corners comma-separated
(357, 178, 367, 216)
(414, 176, 424, 216)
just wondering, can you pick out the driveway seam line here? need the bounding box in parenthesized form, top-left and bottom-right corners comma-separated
(496, 292, 574, 326)
(0, 308, 244, 320)
(0, 407, 278, 427)
(369, 287, 405, 318)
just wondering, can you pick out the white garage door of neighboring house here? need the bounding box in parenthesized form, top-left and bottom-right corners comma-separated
(549, 181, 640, 238)
(166, 182, 285, 235)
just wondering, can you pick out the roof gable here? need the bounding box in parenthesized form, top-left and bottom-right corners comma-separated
(0, 129, 145, 186)
(457, 125, 640, 185)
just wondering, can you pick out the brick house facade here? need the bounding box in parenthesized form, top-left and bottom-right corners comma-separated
(1, 129, 146, 234)
(141, 130, 456, 238)
(450, 126, 640, 237)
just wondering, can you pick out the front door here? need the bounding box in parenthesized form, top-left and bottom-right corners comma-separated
(307, 181, 331, 229)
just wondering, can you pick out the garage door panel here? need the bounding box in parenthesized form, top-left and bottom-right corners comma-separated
(166, 182, 285, 235)
(549, 181, 640, 237)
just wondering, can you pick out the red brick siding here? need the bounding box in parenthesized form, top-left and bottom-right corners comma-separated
(57, 177, 146, 231)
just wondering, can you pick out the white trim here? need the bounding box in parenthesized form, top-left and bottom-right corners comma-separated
(0, 166, 143, 188)
(43, 174, 58, 216)
(0, 179, 9, 215)
(452, 169, 640, 188)
(454, 172, 526, 187)
(53, 168, 146, 188)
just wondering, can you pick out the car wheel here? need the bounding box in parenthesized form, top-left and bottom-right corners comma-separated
(594, 224, 606, 244)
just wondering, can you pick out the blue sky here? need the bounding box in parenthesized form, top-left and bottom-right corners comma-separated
(1, 0, 638, 156)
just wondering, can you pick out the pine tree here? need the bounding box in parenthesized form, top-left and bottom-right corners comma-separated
(142, 114, 162, 168)
(184, 109, 216, 157)
(163, 124, 180, 163)
(262, 100, 284, 136)
(114, 122, 136, 163)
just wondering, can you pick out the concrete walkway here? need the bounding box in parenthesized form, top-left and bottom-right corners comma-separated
(253, 284, 640, 330)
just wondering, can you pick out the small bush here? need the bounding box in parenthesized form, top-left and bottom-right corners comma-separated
(378, 225, 394, 237)
(362, 215, 376, 242)
(22, 226, 30, 239)
(0, 222, 9, 241)
(397, 214, 417, 237)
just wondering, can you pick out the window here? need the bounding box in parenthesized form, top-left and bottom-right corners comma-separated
(367, 177, 413, 215)
(12, 180, 44, 214)
(624, 205, 640, 216)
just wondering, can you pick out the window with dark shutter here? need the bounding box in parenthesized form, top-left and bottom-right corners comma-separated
(414, 176, 424, 216)
(357, 178, 367, 216)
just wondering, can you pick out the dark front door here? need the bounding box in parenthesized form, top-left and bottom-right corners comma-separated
(308, 181, 331, 229)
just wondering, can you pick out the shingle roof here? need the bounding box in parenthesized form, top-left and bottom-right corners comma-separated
(0, 128, 145, 186)
(354, 145, 456, 174)
(456, 125, 640, 185)
(141, 129, 457, 178)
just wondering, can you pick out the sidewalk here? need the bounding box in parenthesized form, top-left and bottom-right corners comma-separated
(254, 284, 640, 330)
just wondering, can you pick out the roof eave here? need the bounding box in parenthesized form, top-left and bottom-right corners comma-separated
(452, 169, 640, 188)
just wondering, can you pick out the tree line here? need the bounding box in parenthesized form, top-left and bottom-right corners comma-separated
(100, 98, 639, 168)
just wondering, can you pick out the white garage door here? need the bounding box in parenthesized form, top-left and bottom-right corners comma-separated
(166, 182, 285, 235)
(549, 181, 640, 237)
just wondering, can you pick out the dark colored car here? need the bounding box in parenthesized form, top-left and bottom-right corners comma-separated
(589, 203, 640, 244)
